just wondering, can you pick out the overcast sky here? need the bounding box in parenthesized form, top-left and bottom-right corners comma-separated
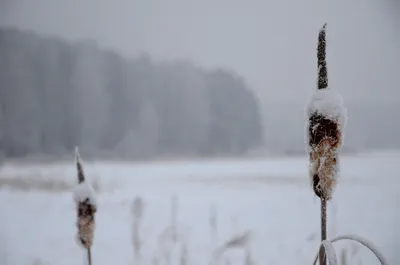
(1, 0, 399, 107)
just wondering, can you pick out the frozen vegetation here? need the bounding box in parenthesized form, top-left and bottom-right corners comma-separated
(0, 151, 398, 265)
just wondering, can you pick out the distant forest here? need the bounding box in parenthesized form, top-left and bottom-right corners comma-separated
(0, 28, 263, 160)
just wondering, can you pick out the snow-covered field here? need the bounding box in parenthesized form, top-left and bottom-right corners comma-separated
(0, 151, 399, 265)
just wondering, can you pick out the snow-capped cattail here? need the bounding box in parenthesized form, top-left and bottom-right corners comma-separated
(305, 23, 347, 200)
(73, 147, 97, 250)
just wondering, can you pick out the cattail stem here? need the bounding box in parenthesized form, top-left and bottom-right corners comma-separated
(319, 198, 327, 265)
(87, 248, 92, 265)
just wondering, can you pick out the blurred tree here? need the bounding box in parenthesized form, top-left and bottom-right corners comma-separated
(0, 27, 264, 159)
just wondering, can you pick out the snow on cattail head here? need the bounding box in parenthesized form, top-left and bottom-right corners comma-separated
(305, 23, 347, 200)
(73, 146, 97, 249)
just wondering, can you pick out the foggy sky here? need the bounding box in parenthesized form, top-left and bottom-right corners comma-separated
(2, 0, 399, 107)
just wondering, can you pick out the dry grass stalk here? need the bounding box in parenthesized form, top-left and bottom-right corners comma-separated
(224, 258, 231, 265)
(179, 242, 189, 265)
(164, 250, 172, 265)
(339, 248, 348, 265)
(338, 245, 359, 265)
(317, 240, 338, 265)
(244, 248, 255, 265)
(214, 230, 251, 258)
(152, 256, 159, 265)
(150, 195, 180, 265)
(209, 203, 218, 244)
(156, 226, 175, 265)
(171, 194, 178, 244)
(131, 196, 144, 265)
(73, 147, 97, 265)
(208, 204, 219, 265)
(313, 235, 389, 265)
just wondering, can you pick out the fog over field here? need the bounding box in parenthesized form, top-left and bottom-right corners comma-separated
(0, 0, 400, 158)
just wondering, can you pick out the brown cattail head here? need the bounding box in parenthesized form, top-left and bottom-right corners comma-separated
(317, 23, 328, 90)
(76, 198, 96, 248)
(74, 147, 97, 249)
(305, 24, 347, 200)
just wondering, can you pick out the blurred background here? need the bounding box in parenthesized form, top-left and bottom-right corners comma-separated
(0, 0, 399, 160)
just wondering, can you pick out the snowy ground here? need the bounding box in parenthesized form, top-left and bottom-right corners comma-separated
(0, 151, 399, 265)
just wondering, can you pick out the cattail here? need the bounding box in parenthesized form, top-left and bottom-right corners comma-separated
(305, 23, 347, 201)
(308, 24, 389, 265)
(306, 23, 347, 265)
(73, 147, 97, 251)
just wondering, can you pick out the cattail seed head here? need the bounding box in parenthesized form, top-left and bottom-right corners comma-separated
(305, 24, 347, 200)
(76, 199, 96, 248)
(73, 147, 97, 249)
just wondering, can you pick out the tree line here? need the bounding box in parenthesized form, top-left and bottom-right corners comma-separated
(0, 28, 263, 160)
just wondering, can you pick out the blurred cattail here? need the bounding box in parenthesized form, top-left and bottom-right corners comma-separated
(305, 23, 347, 201)
(73, 147, 97, 256)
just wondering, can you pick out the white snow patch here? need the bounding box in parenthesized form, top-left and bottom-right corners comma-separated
(73, 181, 97, 206)
(306, 88, 347, 132)
(0, 153, 399, 265)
